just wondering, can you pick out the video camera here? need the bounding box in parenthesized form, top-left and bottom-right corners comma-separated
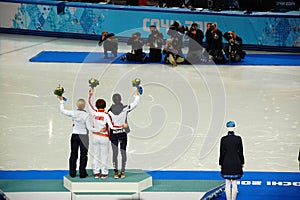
(223, 31, 235, 42)
(101, 32, 115, 40)
(227, 34, 233, 40)
(168, 21, 188, 35)
(132, 32, 141, 39)
(207, 23, 216, 32)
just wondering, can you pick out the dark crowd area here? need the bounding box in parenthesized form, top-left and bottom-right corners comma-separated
(65, 0, 300, 12)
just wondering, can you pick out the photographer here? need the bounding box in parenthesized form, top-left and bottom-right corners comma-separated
(205, 23, 227, 64)
(163, 21, 186, 67)
(121, 32, 147, 63)
(146, 25, 164, 62)
(229, 0, 239, 10)
(185, 23, 204, 64)
(98, 30, 118, 59)
(223, 31, 246, 62)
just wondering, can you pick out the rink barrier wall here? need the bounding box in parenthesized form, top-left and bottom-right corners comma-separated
(0, 170, 300, 199)
(1, 170, 300, 181)
(0, 170, 300, 200)
(0, 0, 300, 52)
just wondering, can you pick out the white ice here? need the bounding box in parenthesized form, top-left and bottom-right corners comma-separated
(0, 33, 299, 172)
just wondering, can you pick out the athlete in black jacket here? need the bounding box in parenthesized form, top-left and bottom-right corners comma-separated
(108, 89, 140, 179)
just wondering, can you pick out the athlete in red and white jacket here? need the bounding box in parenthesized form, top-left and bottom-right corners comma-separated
(88, 89, 126, 179)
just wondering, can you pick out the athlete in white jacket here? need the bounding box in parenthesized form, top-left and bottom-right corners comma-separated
(88, 89, 127, 179)
(59, 96, 98, 178)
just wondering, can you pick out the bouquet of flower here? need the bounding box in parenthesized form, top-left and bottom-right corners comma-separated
(54, 85, 67, 101)
(89, 78, 100, 88)
(132, 78, 141, 87)
(132, 78, 143, 95)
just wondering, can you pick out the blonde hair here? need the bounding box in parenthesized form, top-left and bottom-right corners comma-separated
(77, 99, 86, 110)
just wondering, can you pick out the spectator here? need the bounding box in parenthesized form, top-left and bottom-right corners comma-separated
(163, 21, 185, 67)
(166, 0, 184, 7)
(138, 0, 147, 6)
(229, 0, 239, 10)
(205, 23, 227, 64)
(121, 32, 147, 63)
(98, 30, 118, 59)
(223, 31, 246, 62)
(127, 0, 139, 5)
(146, 25, 164, 62)
(185, 23, 204, 64)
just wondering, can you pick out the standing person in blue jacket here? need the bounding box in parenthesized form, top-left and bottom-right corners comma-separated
(108, 88, 140, 179)
(219, 121, 245, 200)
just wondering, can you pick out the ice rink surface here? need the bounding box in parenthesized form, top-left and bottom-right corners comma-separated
(0, 33, 299, 172)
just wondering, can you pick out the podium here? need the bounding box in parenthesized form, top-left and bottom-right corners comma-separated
(64, 169, 152, 193)
(63, 169, 224, 200)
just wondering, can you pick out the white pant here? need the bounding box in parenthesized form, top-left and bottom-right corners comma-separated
(92, 135, 110, 175)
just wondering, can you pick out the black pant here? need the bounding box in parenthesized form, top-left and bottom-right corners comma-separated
(69, 134, 89, 178)
(126, 52, 146, 62)
(103, 41, 118, 58)
(224, 44, 246, 62)
(149, 48, 162, 62)
(208, 48, 227, 64)
(110, 133, 127, 172)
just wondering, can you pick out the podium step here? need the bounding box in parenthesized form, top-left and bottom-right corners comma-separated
(64, 169, 152, 193)
(72, 192, 138, 200)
